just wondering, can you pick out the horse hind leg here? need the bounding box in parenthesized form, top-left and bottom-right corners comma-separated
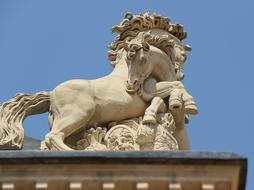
(40, 110, 54, 150)
(45, 106, 95, 150)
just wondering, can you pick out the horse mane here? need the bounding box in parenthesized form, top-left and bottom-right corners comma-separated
(143, 32, 176, 56)
(108, 12, 188, 66)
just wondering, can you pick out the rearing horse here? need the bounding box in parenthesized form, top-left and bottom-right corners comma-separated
(0, 13, 196, 150)
(124, 30, 197, 115)
(123, 30, 198, 149)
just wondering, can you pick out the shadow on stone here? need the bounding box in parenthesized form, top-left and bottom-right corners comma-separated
(23, 136, 41, 150)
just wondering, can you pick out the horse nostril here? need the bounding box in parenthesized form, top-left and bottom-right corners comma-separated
(126, 80, 138, 87)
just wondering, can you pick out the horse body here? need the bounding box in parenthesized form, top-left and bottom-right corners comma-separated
(46, 57, 148, 150)
(42, 30, 192, 150)
(51, 76, 147, 127)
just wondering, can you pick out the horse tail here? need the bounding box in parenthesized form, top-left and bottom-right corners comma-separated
(0, 91, 50, 149)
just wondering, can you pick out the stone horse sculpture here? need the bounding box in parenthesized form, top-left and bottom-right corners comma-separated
(0, 12, 197, 150)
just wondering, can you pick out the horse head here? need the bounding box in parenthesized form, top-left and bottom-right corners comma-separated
(124, 31, 191, 94)
(124, 40, 152, 93)
(172, 43, 192, 81)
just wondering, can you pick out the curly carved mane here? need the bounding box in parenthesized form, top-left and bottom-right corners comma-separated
(108, 12, 190, 66)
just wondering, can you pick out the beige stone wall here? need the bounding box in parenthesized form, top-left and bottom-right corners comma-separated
(0, 163, 240, 190)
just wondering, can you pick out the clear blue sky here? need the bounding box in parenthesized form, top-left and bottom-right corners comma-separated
(0, 1, 253, 189)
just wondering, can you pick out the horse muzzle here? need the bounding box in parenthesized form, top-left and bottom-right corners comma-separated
(126, 80, 141, 94)
(176, 71, 185, 81)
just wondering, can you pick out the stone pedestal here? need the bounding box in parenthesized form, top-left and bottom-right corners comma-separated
(0, 151, 247, 190)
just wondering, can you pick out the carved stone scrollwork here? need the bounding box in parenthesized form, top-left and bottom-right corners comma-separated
(105, 125, 138, 151)
(69, 127, 107, 151)
(136, 111, 179, 151)
(66, 109, 179, 151)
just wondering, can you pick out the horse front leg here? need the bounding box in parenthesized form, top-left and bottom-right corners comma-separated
(143, 97, 166, 124)
(181, 89, 198, 115)
(142, 80, 198, 115)
(141, 80, 183, 124)
(136, 97, 166, 147)
(169, 88, 198, 115)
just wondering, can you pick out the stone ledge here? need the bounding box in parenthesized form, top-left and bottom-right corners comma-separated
(0, 151, 247, 190)
(0, 151, 246, 162)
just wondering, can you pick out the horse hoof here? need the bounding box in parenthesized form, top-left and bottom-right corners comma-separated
(40, 141, 50, 151)
(169, 99, 182, 111)
(142, 115, 156, 124)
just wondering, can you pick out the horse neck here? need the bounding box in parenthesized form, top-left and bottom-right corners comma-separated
(150, 48, 176, 82)
(110, 52, 128, 79)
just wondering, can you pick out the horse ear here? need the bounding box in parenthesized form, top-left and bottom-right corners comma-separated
(141, 41, 150, 51)
(124, 12, 133, 20)
(184, 44, 192, 51)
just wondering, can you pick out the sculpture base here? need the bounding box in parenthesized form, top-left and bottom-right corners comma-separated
(0, 151, 247, 190)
